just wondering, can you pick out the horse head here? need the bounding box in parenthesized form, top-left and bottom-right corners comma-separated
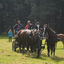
(43, 24, 49, 37)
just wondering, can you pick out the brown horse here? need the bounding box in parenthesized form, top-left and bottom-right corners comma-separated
(57, 34, 64, 49)
(43, 24, 58, 58)
(17, 29, 42, 58)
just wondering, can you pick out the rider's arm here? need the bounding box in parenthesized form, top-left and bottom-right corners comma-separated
(20, 24, 24, 29)
(22, 24, 24, 29)
(25, 25, 29, 29)
(13, 24, 17, 31)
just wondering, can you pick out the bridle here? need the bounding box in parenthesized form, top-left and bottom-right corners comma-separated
(43, 25, 49, 37)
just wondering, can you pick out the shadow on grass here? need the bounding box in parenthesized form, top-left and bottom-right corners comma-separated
(51, 56, 64, 62)
(33, 54, 47, 60)
(15, 49, 47, 60)
(13, 48, 64, 62)
(56, 48, 64, 50)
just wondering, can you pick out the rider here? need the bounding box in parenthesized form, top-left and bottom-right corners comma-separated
(35, 22, 42, 30)
(13, 20, 24, 34)
(25, 20, 33, 29)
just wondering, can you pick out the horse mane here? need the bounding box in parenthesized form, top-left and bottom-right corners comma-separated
(49, 27, 56, 34)
(43, 24, 56, 35)
(45, 25, 58, 39)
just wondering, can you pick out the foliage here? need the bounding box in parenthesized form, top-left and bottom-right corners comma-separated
(0, 0, 64, 33)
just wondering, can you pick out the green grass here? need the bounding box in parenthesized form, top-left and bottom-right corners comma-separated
(0, 36, 64, 64)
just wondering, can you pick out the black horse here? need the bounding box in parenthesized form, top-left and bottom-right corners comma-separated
(43, 24, 58, 58)
(17, 29, 42, 58)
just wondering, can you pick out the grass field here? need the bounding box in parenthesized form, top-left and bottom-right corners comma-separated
(0, 35, 64, 64)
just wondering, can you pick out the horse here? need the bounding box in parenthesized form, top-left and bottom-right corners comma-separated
(43, 24, 58, 58)
(57, 34, 64, 49)
(17, 29, 42, 58)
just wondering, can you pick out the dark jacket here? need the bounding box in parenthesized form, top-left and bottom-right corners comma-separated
(35, 24, 41, 30)
(13, 24, 24, 31)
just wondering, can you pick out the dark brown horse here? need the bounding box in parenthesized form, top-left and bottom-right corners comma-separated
(57, 34, 64, 49)
(17, 29, 42, 58)
(43, 24, 58, 58)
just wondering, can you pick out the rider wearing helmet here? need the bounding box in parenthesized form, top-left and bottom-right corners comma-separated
(25, 20, 33, 29)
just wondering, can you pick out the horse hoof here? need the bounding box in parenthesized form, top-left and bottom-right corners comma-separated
(31, 54, 33, 58)
(40, 52, 42, 55)
(53, 56, 55, 58)
(31, 55, 33, 58)
(27, 51, 29, 55)
(12, 50, 14, 52)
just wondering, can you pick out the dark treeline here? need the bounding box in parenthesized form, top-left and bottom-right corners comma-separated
(0, 0, 64, 34)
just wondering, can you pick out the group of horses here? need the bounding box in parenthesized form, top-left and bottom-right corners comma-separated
(13, 24, 64, 58)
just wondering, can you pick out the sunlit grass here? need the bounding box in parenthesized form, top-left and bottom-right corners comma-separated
(0, 36, 64, 64)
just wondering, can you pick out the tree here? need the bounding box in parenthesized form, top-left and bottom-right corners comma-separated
(0, 0, 64, 34)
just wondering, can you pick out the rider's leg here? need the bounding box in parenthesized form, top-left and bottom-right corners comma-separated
(16, 30, 19, 34)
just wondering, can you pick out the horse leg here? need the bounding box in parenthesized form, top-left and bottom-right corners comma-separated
(40, 49, 42, 55)
(51, 46, 52, 56)
(36, 48, 38, 56)
(62, 41, 64, 49)
(22, 45, 25, 55)
(19, 43, 21, 53)
(53, 46, 55, 58)
(27, 44, 29, 55)
(63, 44, 64, 49)
(63, 43, 64, 49)
(19, 46, 21, 53)
(37, 47, 41, 58)
(51, 51, 52, 57)
(55, 43, 57, 49)
(47, 46, 50, 57)
(31, 46, 33, 58)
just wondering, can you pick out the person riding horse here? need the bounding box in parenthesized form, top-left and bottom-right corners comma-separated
(35, 22, 42, 31)
(13, 20, 24, 34)
(25, 20, 33, 29)
(16, 29, 42, 58)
